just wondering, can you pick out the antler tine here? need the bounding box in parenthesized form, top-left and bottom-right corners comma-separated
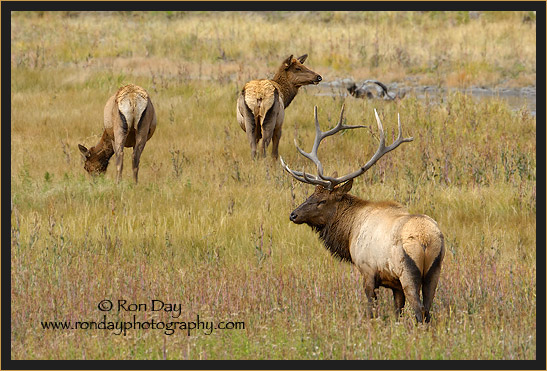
(290, 105, 343, 185)
(279, 156, 304, 181)
(314, 104, 367, 187)
(281, 107, 413, 189)
(375, 110, 414, 151)
(332, 109, 414, 185)
(280, 105, 370, 190)
(279, 156, 331, 188)
(321, 104, 368, 138)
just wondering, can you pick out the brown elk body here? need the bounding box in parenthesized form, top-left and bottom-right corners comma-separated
(237, 54, 322, 159)
(281, 106, 444, 323)
(78, 84, 157, 183)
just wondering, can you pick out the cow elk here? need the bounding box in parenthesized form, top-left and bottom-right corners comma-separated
(237, 54, 322, 159)
(78, 84, 157, 183)
(280, 105, 445, 323)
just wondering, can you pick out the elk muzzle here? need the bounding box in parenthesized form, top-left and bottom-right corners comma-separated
(314, 75, 322, 84)
(289, 203, 316, 224)
(289, 210, 304, 224)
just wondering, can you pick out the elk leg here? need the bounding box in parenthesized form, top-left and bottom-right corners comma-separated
(113, 131, 127, 184)
(422, 257, 442, 323)
(132, 130, 148, 184)
(271, 99, 284, 160)
(261, 127, 274, 159)
(400, 245, 426, 322)
(392, 288, 406, 318)
(256, 115, 265, 158)
(245, 121, 258, 159)
(400, 274, 424, 323)
(259, 137, 268, 158)
(271, 124, 282, 160)
(363, 278, 378, 318)
(262, 144, 268, 158)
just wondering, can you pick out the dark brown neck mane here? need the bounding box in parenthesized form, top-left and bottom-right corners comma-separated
(272, 70, 299, 108)
(313, 195, 369, 263)
(91, 130, 115, 168)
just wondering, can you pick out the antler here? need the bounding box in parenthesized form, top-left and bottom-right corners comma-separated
(280, 105, 413, 190)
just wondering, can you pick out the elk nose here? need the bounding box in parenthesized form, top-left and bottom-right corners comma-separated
(316, 75, 322, 82)
(290, 212, 298, 222)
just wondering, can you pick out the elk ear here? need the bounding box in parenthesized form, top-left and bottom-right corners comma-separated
(336, 179, 353, 195)
(283, 54, 294, 69)
(78, 144, 91, 158)
(297, 54, 308, 64)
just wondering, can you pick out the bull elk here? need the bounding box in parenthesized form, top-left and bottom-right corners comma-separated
(280, 105, 445, 323)
(237, 54, 322, 159)
(78, 84, 157, 183)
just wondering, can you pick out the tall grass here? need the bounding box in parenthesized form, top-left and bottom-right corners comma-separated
(10, 11, 536, 360)
(11, 11, 536, 87)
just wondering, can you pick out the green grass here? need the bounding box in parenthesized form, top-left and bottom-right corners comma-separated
(10, 11, 536, 360)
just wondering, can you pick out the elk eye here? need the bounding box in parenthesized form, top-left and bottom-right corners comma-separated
(317, 200, 326, 206)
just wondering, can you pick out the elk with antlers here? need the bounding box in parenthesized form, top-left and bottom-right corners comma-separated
(281, 106, 444, 323)
(237, 54, 322, 159)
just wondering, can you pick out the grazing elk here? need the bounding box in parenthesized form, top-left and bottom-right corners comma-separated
(237, 54, 322, 159)
(280, 105, 444, 323)
(78, 84, 157, 183)
(348, 80, 405, 100)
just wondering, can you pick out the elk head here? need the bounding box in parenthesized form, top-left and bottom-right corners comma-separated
(78, 143, 111, 176)
(289, 179, 354, 229)
(278, 54, 322, 87)
(280, 105, 413, 225)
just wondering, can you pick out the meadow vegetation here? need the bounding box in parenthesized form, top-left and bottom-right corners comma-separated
(10, 11, 536, 360)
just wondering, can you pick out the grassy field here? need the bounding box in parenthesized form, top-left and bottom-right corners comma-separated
(10, 11, 537, 360)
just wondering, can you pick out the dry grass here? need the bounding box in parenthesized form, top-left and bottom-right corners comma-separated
(10, 11, 536, 360)
(11, 11, 536, 87)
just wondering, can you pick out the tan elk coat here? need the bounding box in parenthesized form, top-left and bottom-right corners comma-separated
(282, 106, 445, 323)
(79, 84, 157, 183)
(237, 54, 322, 159)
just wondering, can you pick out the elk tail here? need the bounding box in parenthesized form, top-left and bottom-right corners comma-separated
(422, 230, 445, 280)
(252, 98, 263, 141)
(258, 88, 280, 139)
(243, 84, 278, 142)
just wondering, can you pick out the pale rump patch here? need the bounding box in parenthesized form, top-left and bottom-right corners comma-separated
(400, 215, 443, 275)
(115, 84, 149, 130)
(115, 84, 148, 105)
(81, 83, 156, 183)
(349, 202, 443, 282)
(243, 80, 278, 117)
(282, 99, 442, 322)
(236, 54, 321, 159)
